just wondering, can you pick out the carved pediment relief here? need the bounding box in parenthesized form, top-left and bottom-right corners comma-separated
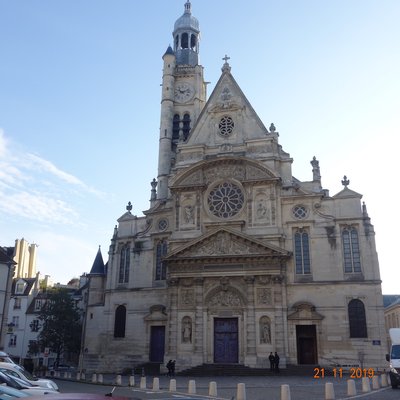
(205, 285, 246, 308)
(287, 302, 324, 321)
(165, 228, 291, 261)
(171, 158, 279, 189)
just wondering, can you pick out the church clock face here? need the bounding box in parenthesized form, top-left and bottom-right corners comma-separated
(174, 82, 194, 103)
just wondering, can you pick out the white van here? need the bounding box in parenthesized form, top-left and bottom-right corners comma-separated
(386, 328, 400, 389)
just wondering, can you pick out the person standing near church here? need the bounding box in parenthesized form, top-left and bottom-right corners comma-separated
(268, 352, 275, 372)
(274, 352, 280, 372)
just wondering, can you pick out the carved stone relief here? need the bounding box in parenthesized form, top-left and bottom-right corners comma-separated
(180, 289, 195, 306)
(207, 288, 243, 308)
(179, 170, 203, 187)
(204, 164, 245, 183)
(197, 232, 254, 256)
(257, 288, 273, 306)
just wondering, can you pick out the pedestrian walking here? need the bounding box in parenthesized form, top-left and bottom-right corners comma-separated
(268, 352, 275, 372)
(171, 360, 176, 376)
(274, 352, 280, 373)
(166, 360, 173, 376)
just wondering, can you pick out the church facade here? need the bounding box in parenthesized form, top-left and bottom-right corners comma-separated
(82, 1, 386, 373)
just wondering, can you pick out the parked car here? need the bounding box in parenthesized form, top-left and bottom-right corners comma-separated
(0, 385, 30, 399)
(0, 371, 57, 396)
(0, 363, 58, 391)
(0, 352, 15, 364)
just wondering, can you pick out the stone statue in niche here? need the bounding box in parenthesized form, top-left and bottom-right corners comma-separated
(182, 317, 192, 343)
(183, 205, 195, 224)
(260, 317, 271, 344)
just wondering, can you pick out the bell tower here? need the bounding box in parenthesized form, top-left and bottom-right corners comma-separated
(157, 1, 207, 200)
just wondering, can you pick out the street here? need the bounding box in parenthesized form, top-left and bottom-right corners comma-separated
(54, 375, 400, 400)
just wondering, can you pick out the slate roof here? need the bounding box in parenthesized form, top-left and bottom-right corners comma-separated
(384, 295, 400, 308)
(89, 247, 106, 275)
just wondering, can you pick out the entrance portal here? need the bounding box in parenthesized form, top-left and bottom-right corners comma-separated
(214, 318, 238, 363)
(296, 325, 317, 364)
(149, 326, 165, 362)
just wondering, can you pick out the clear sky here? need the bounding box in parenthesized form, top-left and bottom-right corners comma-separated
(0, 1, 399, 292)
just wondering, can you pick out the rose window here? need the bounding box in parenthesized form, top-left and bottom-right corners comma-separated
(208, 181, 244, 218)
(218, 116, 234, 137)
(292, 205, 308, 220)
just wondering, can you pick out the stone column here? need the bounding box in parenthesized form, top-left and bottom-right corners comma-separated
(193, 277, 204, 365)
(244, 275, 256, 366)
(166, 278, 179, 357)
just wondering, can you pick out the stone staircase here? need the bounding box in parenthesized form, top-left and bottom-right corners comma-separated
(177, 363, 317, 377)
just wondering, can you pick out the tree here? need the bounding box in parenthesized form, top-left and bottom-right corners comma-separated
(36, 288, 82, 365)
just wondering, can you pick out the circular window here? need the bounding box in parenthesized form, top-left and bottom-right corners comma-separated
(218, 116, 234, 137)
(158, 219, 168, 231)
(292, 205, 308, 220)
(208, 181, 244, 218)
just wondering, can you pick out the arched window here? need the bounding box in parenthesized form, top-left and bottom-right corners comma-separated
(182, 113, 191, 140)
(118, 246, 130, 283)
(294, 229, 311, 274)
(172, 114, 180, 143)
(114, 305, 126, 338)
(155, 240, 168, 280)
(342, 226, 361, 273)
(190, 34, 197, 50)
(348, 299, 367, 338)
(181, 33, 189, 49)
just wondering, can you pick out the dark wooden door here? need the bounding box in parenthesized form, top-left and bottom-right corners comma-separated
(149, 326, 165, 362)
(214, 318, 238, 363)
(296, 325, 317, 364)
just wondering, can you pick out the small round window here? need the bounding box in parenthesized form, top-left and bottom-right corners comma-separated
(218, 116, 234, 137)
(292, 205, 308, 220)
(158, 219, 168, 231)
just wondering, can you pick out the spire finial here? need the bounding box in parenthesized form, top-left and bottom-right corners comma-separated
(341, 176, 350, 187)
(184, 1, 191, 14)
(126, 201, 133, 212)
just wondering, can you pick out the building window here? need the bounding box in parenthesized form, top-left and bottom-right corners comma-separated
(172, 114, 180, 143)
(12, 316, 19, 328)
(294, 229, 311, 274)
(114, 305, 126, 338)
(155, 240, 168, 281)
(348, 299, 367, 338)
(218, 115, 234, 137)
(13, 298, 21, 309)
(34, 299, 43, 311)
(182, 113, 191, 140)
(30, 319, 40, 332)
(207, 181, 244, 219)
(118, 246, 130, 284)
(9, 335, 17, 347)
(15, 282, 25, 294)
(342, 226, 361, 273)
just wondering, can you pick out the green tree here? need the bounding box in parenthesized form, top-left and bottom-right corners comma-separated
(36, 288, 82, 365)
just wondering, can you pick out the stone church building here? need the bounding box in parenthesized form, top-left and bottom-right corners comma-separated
(82, 1, 386, 373)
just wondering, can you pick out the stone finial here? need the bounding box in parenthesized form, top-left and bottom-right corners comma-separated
(341, 176, 350, 187)
(126, 201, 133, 212)
(269, 123, 276, 133)
(150, 179, 157, 201)
(221, 54, 231, 72)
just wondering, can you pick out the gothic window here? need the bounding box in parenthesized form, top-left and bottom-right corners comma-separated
(294, 229, 311, 274)
(118, 246, 130, 284)
(114, 305, 126, 338)
(172, 114, 180, 143)
(348, 299, 367, 338)
(183, 113, 191, 140)
(342, 226, 361, 273)
(155, 240, 168, 280)
(208, 181, 244, 219)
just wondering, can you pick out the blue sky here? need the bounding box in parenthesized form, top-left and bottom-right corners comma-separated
(0, 0, 399, 292)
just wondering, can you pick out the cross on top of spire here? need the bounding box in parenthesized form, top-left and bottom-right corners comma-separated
(222, 54, 231, 72)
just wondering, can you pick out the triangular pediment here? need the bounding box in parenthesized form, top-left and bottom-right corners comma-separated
(187, 70, 270, 146)
(165, 227, 291, 261)
(333, 187, 362, 199)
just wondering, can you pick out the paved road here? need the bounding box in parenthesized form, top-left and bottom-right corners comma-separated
(54, 375, 399, 400)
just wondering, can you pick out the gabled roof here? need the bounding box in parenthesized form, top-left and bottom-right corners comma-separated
(187, 66, 270, 145)
(89, 247, 106, 275)
(11, 278, 37, 296)
(165, 227, 291, 262)
(333, 187, 362, 199)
